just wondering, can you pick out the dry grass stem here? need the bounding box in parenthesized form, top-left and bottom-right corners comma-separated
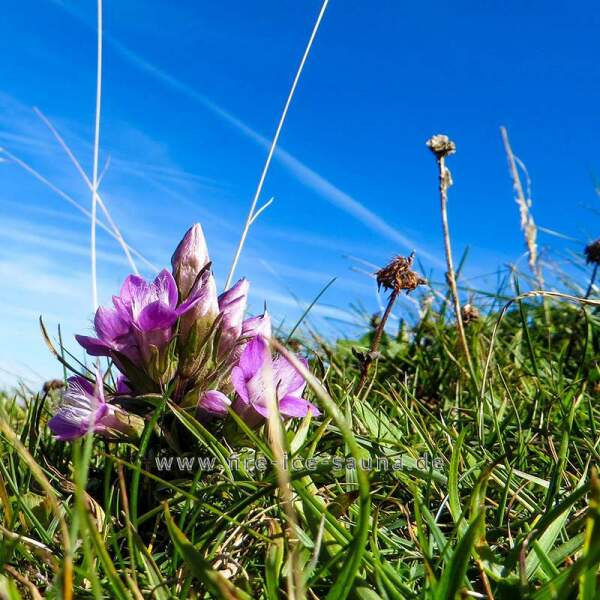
(0, 417, 73, 600)
(90, 0, 103, 311)
(264, 342, 304, 600)
(34, 107, 139, 275)
(0, 147, 157, 271)
(500, 126, 543, 287)
(3, 565, 44, 600)
(224, 0, 329, 290)
(426, 134, 473, 372)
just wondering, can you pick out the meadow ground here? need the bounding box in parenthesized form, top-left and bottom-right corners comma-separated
(0, 238, 599, 599)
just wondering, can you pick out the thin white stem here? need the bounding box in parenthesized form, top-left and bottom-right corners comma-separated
(224, 0, 329, 290)
(34, 108, 138, 274)
(98, 154, 111, 186)
(249, 197, 274, 225)
(90, 0, 103, 311)
(0, 147, 158, 272)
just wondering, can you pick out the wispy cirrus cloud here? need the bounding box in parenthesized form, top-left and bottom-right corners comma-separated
(111, 41, 441, 265)
(50, 0, 440, 266)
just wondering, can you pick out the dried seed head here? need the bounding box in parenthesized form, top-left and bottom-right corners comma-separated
(461, 303, 480, 324)
(43, 379, 65, 393)
(376, 252, 426, 294)
(584, 239, 600, 265)
(426, 134, 456, 158)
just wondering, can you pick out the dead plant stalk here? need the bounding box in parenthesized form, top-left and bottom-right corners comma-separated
(427, 135, 473, 371)
(357, 253, 425, 389)
(90, 0, 103, 311)
(357, 289, 398, 390)
(500, 126, 543, 288)
(224, 0, 329, 290)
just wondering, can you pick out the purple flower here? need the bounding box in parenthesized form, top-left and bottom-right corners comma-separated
(197, 390, 231, 422)
(48, 371, 140, 441)
(199, 336, 319, 427)
(217, 278, 250, 359)
(223, 310, 272, 367)
(77, 269, 203, 375)
(76, 304, 140, 366)
(115, 375, 132, 395)
(171, 223, 211, 300)
(242, 310, 272, 340)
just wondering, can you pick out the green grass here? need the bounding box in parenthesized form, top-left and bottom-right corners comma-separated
(1, 267, 600, 599)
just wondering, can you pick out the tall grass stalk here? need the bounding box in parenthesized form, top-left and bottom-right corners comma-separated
(427, 134, 474, 374)
(0, 417, 73, 600)
(33, 107, 139, 275)
(500, 126, 543, 288)
(263, 349, 304, 600)
(90, 0, 103, 311)
(0, 147, 157, 271)
(224, 0, 329, 290)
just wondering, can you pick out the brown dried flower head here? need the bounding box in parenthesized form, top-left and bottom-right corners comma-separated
(426, 134, 456, 159)
(461, 303, 480, 324)
(376, 252, 426, 294)
(43, 379, 65, 393)
(584, 239, 600, 265)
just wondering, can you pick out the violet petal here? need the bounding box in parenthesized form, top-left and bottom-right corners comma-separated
(94, 306, 130, 342)
(273, 355, 307, 397)
(197, 390, 231, 418)
(153, 269, 179, 309)
(75, 335, 112, 357)
(137, 301, 178, 332)
(279, 394, 321, 418)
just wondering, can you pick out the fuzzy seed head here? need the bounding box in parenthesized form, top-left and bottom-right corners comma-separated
(43, 379, 65, 393)
(376, 252, 426, 294)
(426, 134, 456, 158)
(461, 304, 480, 324)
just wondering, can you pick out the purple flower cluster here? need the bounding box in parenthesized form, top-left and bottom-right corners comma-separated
(75, 269, 202, 377)
(48, 224, 319, 442)
(48, 370, 142, 441)
(198, 335, 319, 427)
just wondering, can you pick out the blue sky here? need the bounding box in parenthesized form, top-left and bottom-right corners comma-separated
(0, 0, 599, 387)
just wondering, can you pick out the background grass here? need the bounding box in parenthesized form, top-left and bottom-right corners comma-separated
(0, 256, 599, 599)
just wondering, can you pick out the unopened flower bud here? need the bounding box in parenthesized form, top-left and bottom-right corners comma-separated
(217, 278, 249, 359)
(171, 224, 211, 299)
